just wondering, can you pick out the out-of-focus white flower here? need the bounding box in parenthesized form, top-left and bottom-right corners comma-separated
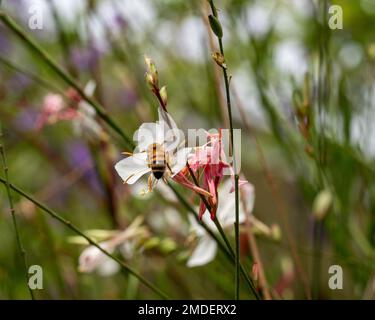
(76, 216, 148, 276)
(72, 80, 107, 141)
(78, 242, 120, 276)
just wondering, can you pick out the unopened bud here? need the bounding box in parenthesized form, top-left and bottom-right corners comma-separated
(144, 55, 158, 86)
(159, 238, 177, 254)
(271, 224, 281, 241)
(159, 86, 167, 107)
(211, 52, 227, 69)
(143, 237, 161, 250)
(145, 73, 155, 88)
(208, 14, 223, 38)
(313, 189, 333, 220)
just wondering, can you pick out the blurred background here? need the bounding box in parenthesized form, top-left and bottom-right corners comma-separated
(0, 0, 375, 299)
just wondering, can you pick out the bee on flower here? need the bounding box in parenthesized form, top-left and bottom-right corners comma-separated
(114, 106, 194, 193)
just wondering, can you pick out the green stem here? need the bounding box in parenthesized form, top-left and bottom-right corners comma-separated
(0, 125, 35, 299)
(208, 0, 241, 300)
(0, 177, 169, 300)
(0, 12, 133, 150)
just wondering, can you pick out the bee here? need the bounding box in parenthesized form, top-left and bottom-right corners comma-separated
(147, 142, 168, 180)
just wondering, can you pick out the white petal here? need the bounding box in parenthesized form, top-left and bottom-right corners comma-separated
(135, 122, 165, 152)
(114, 153, 150, 184)
(216, 180, 247, 227)
(188, 214, 206, 237)
(84, 80, 97, 96)
(158, 107, 178, 132)
(187, 236, 217, 267)
(158, 108, 185, 152)
(78, 242, 112, 273)
(96, 257, 120, 276)
(171, 147, 191, 176)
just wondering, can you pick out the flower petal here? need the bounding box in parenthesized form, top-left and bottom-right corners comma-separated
(96, 257, 120, 276)
(114, 153, 150, 184)
(78, 242, 113, 273)
(135, 122, 165, 152)
(171, 147, 191, 176)
(187, 236, 217, 267)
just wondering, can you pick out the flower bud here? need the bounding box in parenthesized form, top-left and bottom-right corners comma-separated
(208, 14, 223, 38)
(143, 237, 160, 250)
(211, 52, 227, 69)
(271, 224, 282, 241)
(159, 86, 168, 107)
(159, 238, 177, 254)
(144, 55, 158, 86)
(145, 72, 155, 88)
(313, 189, 333, 220)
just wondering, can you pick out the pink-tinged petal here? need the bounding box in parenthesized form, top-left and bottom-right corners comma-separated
(172, 172, 212, 198)
(57, 109, 80, 121)
(171, 147, 191, 176)
(78, 242, 113, 273)
(229, 177, 248, 193)
(43, 93, 64, 114)
(114, 153, 150, 184)
(187, 236, 217, 267)
(198, 200, 207, 219)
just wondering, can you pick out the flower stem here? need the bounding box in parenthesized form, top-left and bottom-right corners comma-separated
(0, 177, 169, 300)
(208, 0, 241, 300)
(0, 12, 134, 150)
(0, 125, 35, 299)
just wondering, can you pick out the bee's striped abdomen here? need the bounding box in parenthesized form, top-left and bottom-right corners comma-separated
(147, 143, 167, 179)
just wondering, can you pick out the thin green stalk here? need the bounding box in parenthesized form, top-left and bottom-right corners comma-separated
(0, 177, 169, 300)
(0, 55, 64, 94)
(0, 12, 133, 149)
(0, 125, 35, 299)
(312, 0, 330, 299)
(208, 0, 241, 299)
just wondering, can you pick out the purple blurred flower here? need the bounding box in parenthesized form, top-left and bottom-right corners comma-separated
(114, 14, 128, 30)
(70, 45, 102, 71)
(118, 87, 138, 110)
(7, 73, 33, 92)
(65, 141, 104, 196)
(0, 28, 11, 54)
(13, 109, 39, 132)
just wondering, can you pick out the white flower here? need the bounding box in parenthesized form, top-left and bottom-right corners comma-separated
(114, 107, 191, 189)
(187, 179, 254, 267)
(77, 217, 147, 276)
(78, 242, 120, 276)
(73, 80, 107, 141)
